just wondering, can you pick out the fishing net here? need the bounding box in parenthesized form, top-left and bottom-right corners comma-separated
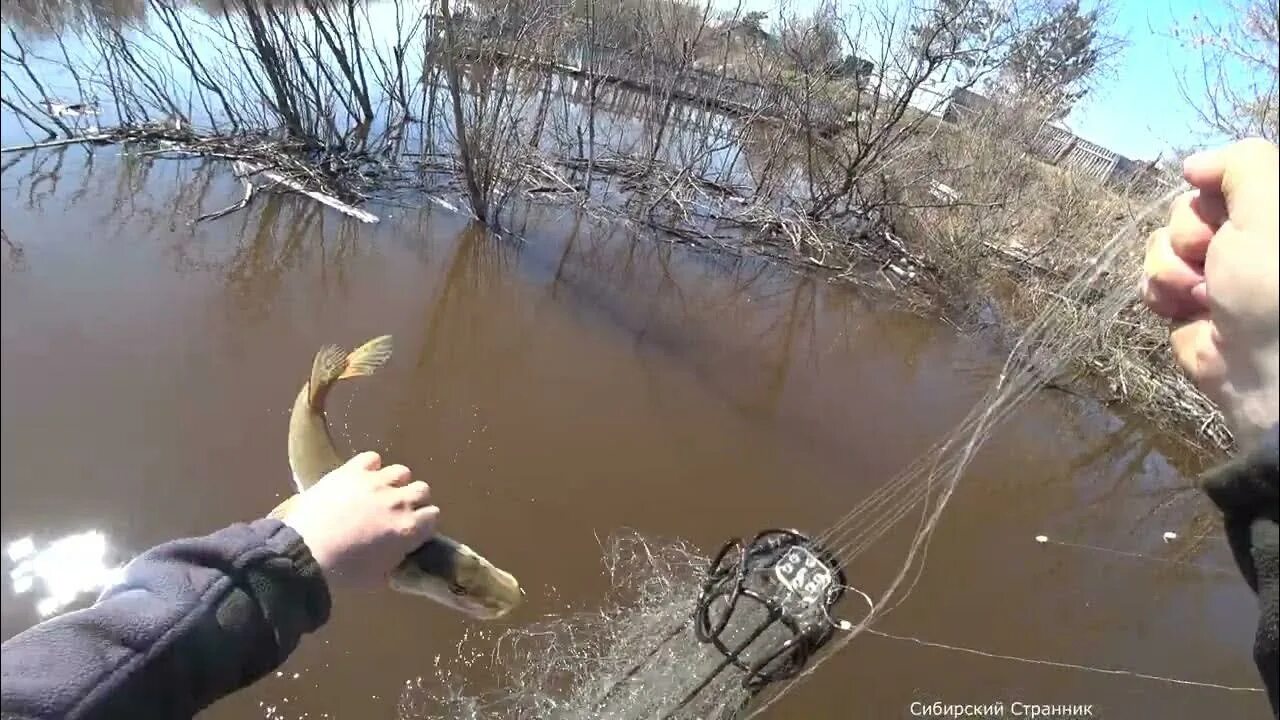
(398, 531, 730, 720)
(400, 528, 860, 720)
(400, 186, 1186, 720)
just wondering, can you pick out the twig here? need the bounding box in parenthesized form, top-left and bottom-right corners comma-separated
(238, 160, 380, 223)
(1, 135, 111, 154)
(193, 176, 255, 224)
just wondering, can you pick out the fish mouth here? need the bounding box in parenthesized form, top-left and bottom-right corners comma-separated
(389, 574, 522, 620)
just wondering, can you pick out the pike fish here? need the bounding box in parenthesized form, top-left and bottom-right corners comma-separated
(269, 335, 522, 620)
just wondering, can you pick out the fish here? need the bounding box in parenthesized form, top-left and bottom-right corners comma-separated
(268, 335, 523, 620)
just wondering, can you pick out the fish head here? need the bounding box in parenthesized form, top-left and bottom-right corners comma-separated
(389, 547, 524, 621)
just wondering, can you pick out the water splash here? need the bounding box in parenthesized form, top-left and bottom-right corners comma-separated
(398, 532, 754, 720)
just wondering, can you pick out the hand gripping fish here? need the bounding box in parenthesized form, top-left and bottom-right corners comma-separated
(269, 335, 522, 620)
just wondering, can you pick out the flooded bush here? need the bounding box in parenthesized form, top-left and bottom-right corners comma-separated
(0, 0, 1227, 451)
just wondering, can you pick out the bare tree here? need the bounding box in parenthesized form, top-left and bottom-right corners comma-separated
(996, 0, 1120, 119)
(1172, 0, 1278, 142)
(438, 0, 567, 221)
(774, 0, 1035, 221)
(908, 0, 1008, 76)
(779, 2, 842, 75)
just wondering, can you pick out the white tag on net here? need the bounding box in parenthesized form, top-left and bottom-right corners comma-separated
(773, 545, 834, 605)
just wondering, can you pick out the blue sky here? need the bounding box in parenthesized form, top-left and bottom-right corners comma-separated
(722, 0, 1245, 161)
(1068, 0, 1232, 161)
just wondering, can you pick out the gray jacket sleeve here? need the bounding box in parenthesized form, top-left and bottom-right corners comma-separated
(1201, 423, 1279, 715)
(1, 518, 331, 720)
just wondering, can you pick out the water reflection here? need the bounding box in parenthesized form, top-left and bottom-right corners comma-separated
(0, 144, 860, 442)
(509, 205, 954, 446)
(1, 147, 369, 304)
(0, 0, 147, 35)
(6, 531, 123, 617)
(1, 147, 1218, 522)
(0, 0, 308, 36)
(1, 228, 26, 270)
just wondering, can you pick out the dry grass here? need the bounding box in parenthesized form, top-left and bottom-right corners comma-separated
(887, 112, 1231, 454)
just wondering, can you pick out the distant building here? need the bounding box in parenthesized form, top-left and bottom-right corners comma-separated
(834, 55, 875, 89)
(943, 89, 1172, 190)
(1032, 124, 1121, 181)
(942, 88, 997, 125)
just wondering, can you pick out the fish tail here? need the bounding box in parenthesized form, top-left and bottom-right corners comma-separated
(305, 335, 393, 409)
(340, 335, 393, 379)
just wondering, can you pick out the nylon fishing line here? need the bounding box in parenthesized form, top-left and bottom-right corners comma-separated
(742, 185, 1188, 717)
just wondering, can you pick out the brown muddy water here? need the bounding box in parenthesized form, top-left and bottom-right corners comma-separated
(0, 148, 1269, 718)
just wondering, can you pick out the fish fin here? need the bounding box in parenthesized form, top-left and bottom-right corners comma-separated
(340, 335, 393, 379)
(307, 344, 349, 408)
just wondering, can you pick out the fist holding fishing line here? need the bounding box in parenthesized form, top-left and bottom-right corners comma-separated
(279, 450, 439, 588)
(1142, 137, 1280, 446)
(1143, 138, 1279, 715)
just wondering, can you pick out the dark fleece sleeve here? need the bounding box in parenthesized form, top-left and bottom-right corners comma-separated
(1201, 423, 1279, 716)
(0, 518, 331, 720)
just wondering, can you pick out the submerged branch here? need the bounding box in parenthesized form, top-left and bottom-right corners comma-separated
(239, 160, 379, 223)
(1, 134, 111, 153)
(193, 172, 255, 223)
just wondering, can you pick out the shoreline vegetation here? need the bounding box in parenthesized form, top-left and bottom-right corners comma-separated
(2, 0, 1275, 455)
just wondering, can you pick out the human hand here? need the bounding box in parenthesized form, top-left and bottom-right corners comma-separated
(1141, 138, 1279, 447)
(278, 451, 439, 588)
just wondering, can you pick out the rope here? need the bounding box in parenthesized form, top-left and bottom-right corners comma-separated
(1033, 536, 1239, 576)
(865, 629, 1266, 694)
(741, 184, 1189, 718)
